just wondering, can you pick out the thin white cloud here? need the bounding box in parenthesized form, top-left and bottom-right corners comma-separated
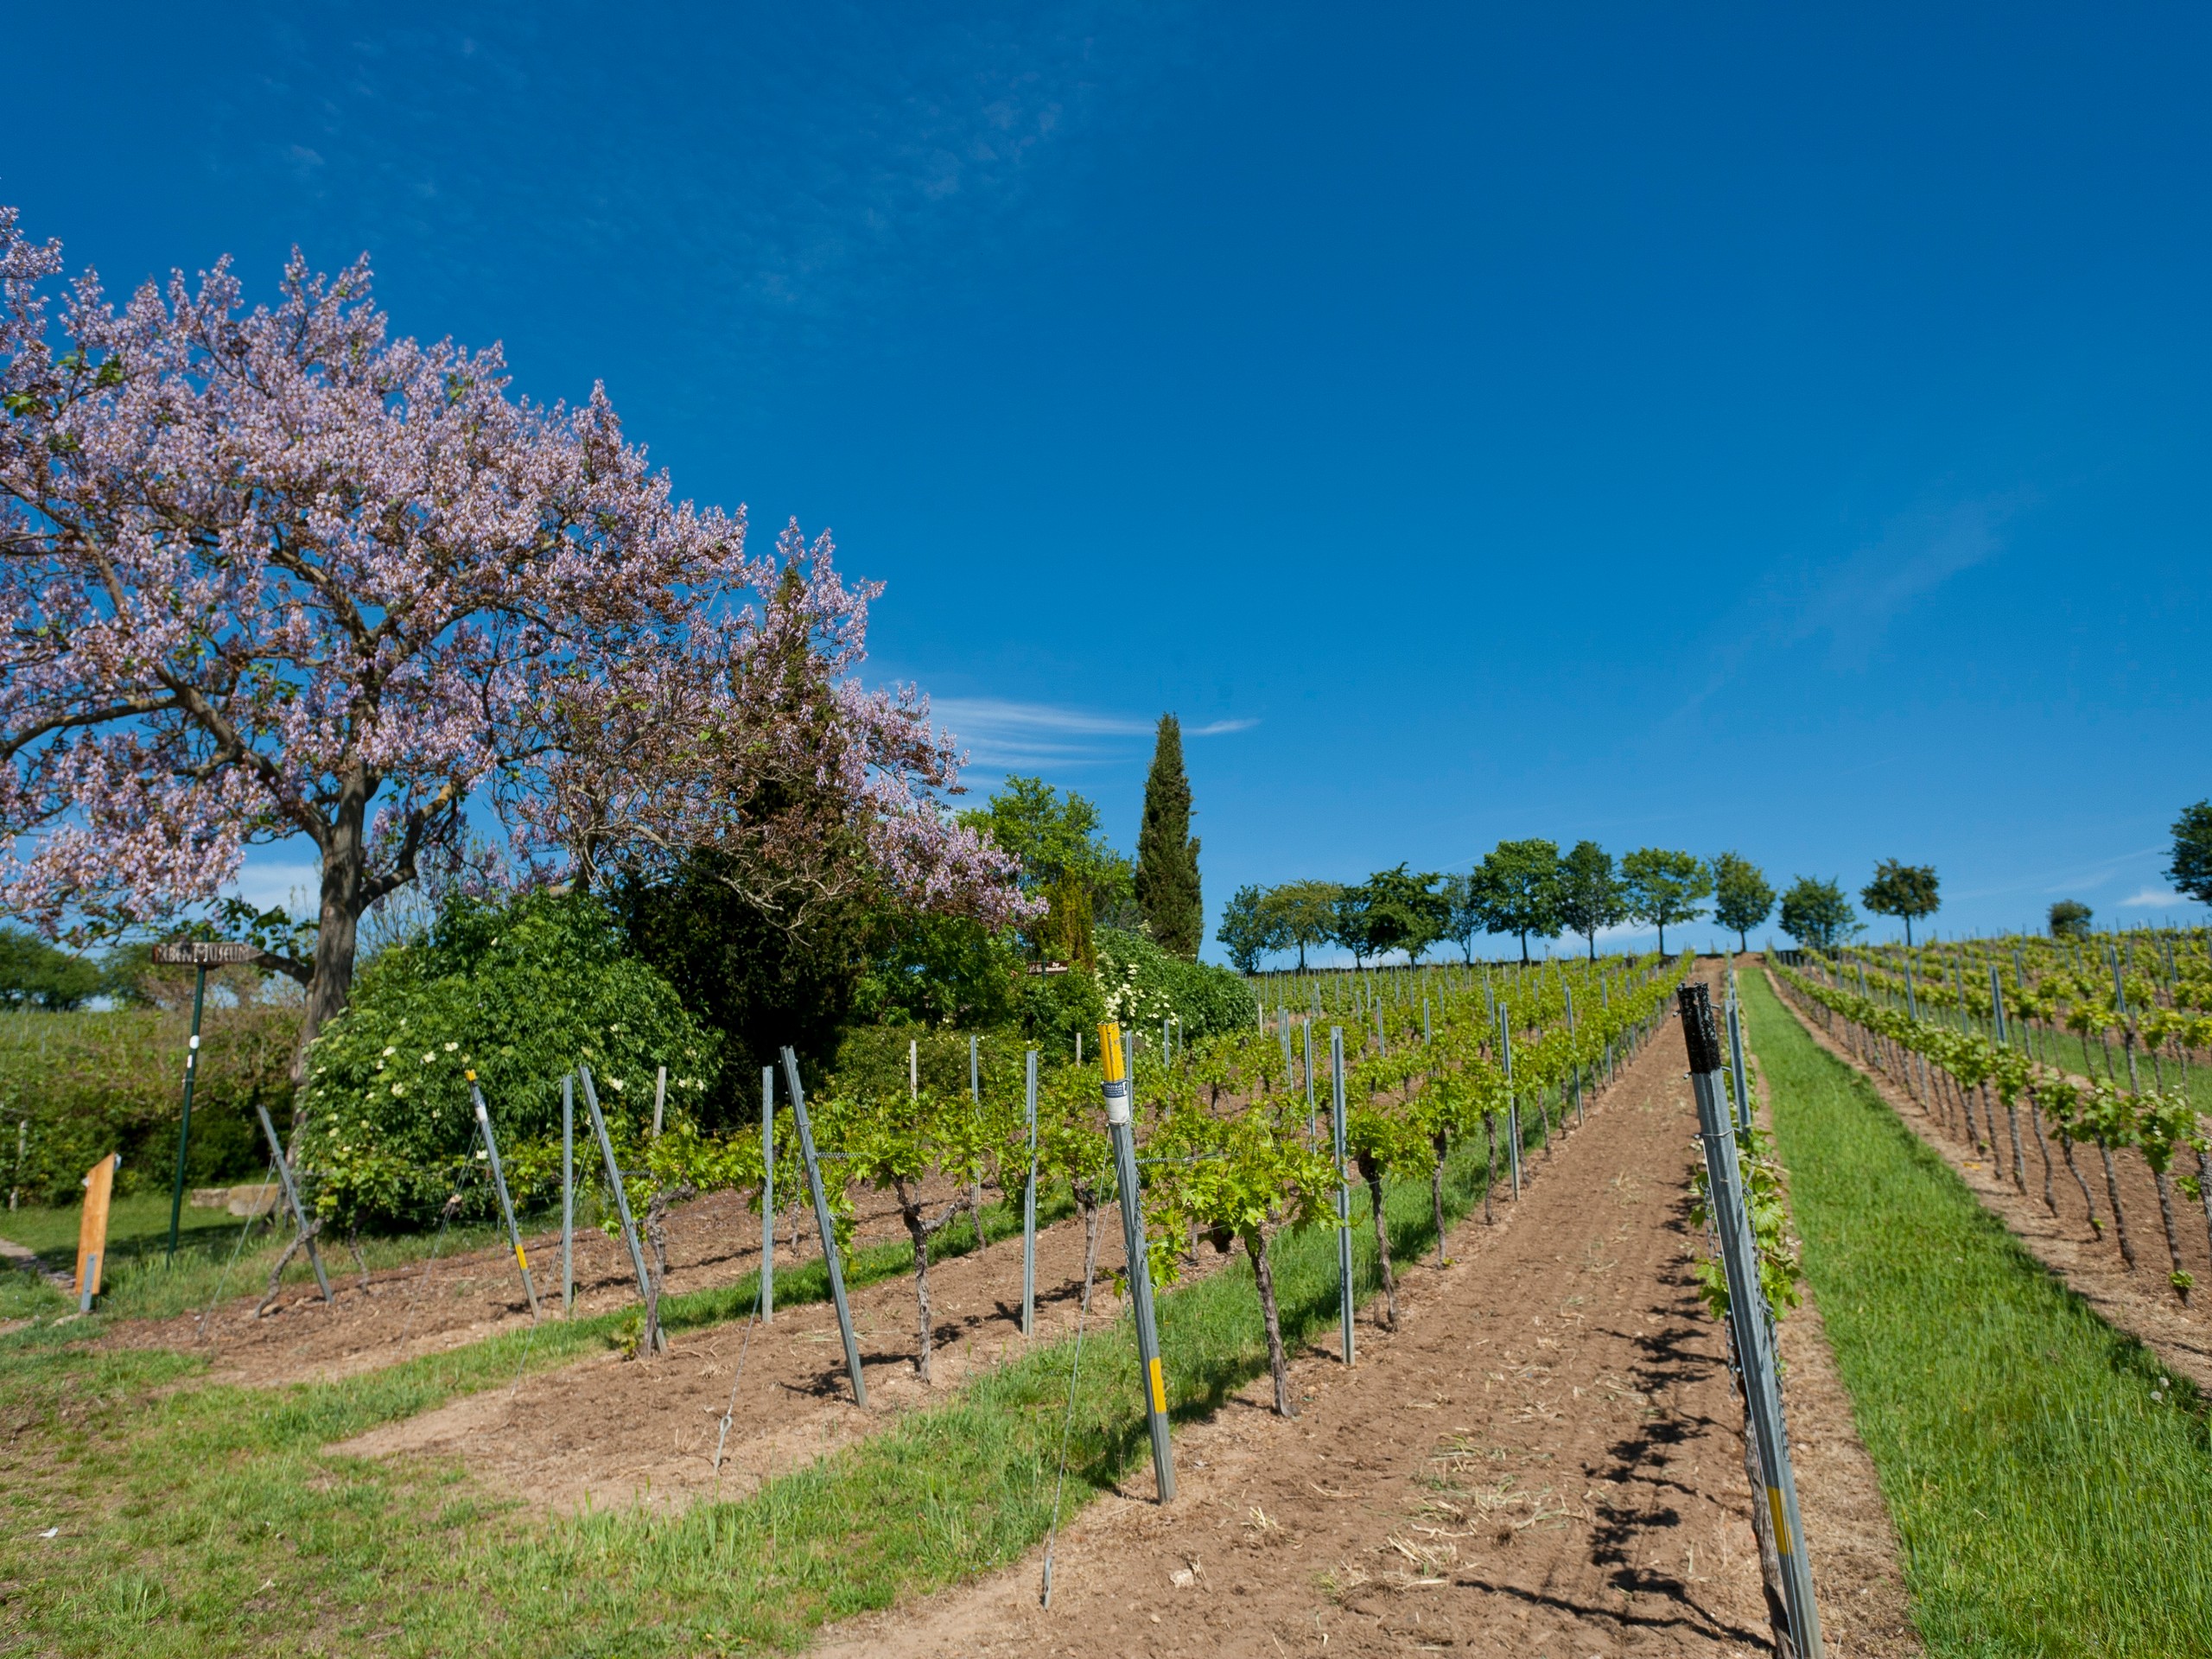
(2120, 886, 2196, 909)
(931, 697, 1154, 738)
(932, 697, 1255, 769)
(1791, 498, 2012, 664)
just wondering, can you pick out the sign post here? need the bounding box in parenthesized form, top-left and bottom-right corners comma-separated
(74, 1153, 122, 1312)
(152, 940, 262, 1262)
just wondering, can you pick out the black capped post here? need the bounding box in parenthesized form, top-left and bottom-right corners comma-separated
(1677, 982, 1822, 1659)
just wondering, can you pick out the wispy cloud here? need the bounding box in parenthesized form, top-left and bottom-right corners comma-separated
(2120, 886, 2199, 910)
(1789, 497, 2014, 664)
(1945, 844, 2166, 903)
(1662, 493, 2018, 727)
(931, 697, 1255, 769)
(227, 6, 1204, 359)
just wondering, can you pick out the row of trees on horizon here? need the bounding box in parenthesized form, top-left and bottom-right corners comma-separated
(1213, 847, 1960, 972)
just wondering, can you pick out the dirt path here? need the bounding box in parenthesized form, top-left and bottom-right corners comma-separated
(820, 974, 1916, 1659)
(1766, 968, 2212, 1396)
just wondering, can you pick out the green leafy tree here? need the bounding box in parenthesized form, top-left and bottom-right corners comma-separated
(849, 913, 1023, 1029)
(1475, 838, 1563, 963)
(0, 925, 104, 1010)
(1439, 873, 1486, 963)
(1268, 880, 1344, 970)
(1619, 847, 1713, 955)
(2048, 899, 2094, 939)
(1778, 875, 1857, 950)
(1860, 858, 1940, 945)
(2168, 801, 2212, 906)
(1710, 852, 1776, 954)
(1555, 840, 1624, 961)
(1332, 866, 1446, 966)
(1216, 884, 1287, 974)
(1134, 715, 1204, 958)
(958, 775, 1135, 965)
(614, 853, 868, 1110)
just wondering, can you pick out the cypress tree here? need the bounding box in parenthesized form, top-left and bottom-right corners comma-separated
(1134, 713, 1203, 958)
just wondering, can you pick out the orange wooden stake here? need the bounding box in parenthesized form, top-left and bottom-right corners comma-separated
(74, 1154, 121, 1312)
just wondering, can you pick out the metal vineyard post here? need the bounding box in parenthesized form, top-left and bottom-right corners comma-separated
(761, 1065, 775, 1323)
(1679, 982, 1822, 1659)
(467, 1075, 540, 1320)
(1098, 1022, 1173, 1501)
(1332, 1026, 1354, 1365)
(253, 1101, 332, 1303)
(561, 1073, 575, 1315)
(577, 1066, 656, 1332)
(1022, 1047, 1039, 1338)
(780, 1046, 867, 1406)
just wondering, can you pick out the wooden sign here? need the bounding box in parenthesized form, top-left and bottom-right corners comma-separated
(149, 940, 263, 967)
(74, 1154, 122, 1312)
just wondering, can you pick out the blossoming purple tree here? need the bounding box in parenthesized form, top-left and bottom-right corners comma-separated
(0, 205, 1028, 1087)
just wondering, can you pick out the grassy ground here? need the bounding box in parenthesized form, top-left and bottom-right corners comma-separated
(0, 1025, 1656, 1657)
(1744, 970, 2212, 1657)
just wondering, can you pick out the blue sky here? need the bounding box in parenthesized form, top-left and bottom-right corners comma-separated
(9, 3, 2208, 960)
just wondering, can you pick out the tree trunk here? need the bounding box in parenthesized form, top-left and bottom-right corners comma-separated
(639, 1182, 696, 1357)
(1246, 1226, 1295, 1417)
(2027, 1097, 2057, 1215)
(2059, 1134, 2101, 1235)
(1483, 1114, 1497, 1224)
(1079, 1192, 1102, 1313)
(1997, 1089, 2027, 1194)
(2099, 1144, 2137, 1268)
(1360, 1159, 1398, 1328)
(294, 799, 373, 1109)
(1430, 1134, 1449, 1266)
(895, 1177, 936, 1382)
(2196, 1143, 2212, 1272)
(2154, 1166, 2190, 1304)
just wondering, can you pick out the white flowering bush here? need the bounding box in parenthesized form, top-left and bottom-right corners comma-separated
(299, 890, 716, 1227)
(1093, 927, 1254, 1042)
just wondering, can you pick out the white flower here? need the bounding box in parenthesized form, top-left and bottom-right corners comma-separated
(443, 1041, 458, 1052)
(382, 1046, 397, 1058)
(609, 1077, 626, 1092)
(391, 1084, 407, 1097)
(422, 1052, 435, 1065)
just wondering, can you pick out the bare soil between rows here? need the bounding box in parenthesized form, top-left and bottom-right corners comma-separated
(1769, 968, 2212, 1395)
(93, 1169, 1017, 1388)
(329, 1198, 1230, 1516)
(818, 969, 1917, 1659)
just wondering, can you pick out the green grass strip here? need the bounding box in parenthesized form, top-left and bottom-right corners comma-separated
(1743, 970, 2212, 1658)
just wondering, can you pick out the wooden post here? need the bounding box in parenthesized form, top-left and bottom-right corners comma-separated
(74, 1154, 121, 1312)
